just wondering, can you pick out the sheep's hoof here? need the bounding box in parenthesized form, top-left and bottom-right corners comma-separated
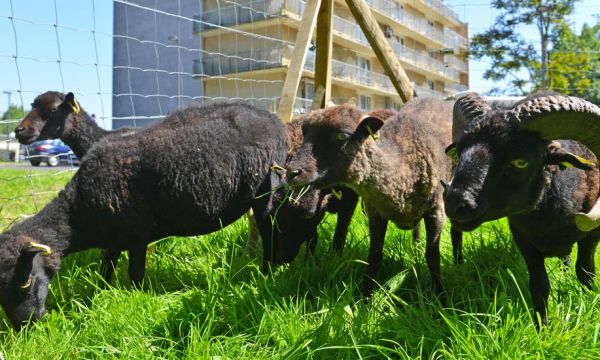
(574, 212, 600, 232)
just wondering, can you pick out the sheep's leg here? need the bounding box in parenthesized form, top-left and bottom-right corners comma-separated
(424, 207, 445, 300)
(513, 234, 549, 329)
(451, 226, 464, 265)
(363, 203, 388, 297)
(99, 249, 121, 283)
(306, 229, 318, 259)
(332, 190, 358, 254)
(412, 223, 421, 245)
(575, 238, 599, 288)
(128, 245, 147, 288)
(252, 202, 275, 272)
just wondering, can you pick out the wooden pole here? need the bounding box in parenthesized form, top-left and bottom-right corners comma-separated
(344, 0, 414, 102)
(311, 0, 334, 110)
(277, 0, 322, 122)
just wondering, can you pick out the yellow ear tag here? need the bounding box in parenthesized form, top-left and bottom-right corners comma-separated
(574, 155, 596, 167)
(270, 162, 286, 172)
(69, 99, 80, 115)
(20, 276, 32, 289)
(560, 161, 574, 168)
(29, 241, 53, 256)
(446, 147, 458, 165)
(331, 188, 343, 200)
(365, 125, 379, 141)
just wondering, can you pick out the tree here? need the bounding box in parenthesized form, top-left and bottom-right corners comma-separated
(550, 20, 600, 104)
(470, 0, 579, 95)
(1, 105, 25, 136)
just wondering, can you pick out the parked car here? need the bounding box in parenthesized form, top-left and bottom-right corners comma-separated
(26, 139, 79, 167)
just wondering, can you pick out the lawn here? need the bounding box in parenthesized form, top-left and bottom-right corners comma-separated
(0, 168, 599, 359)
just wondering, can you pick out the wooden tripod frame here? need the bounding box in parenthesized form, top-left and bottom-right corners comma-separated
(277, 0, 415, 122)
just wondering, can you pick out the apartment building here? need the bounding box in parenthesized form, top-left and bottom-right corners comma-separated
(193, 0, 469, 114)
(113, 1, 203, 129)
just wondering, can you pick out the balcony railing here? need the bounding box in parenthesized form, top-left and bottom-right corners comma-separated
(193, 46, 292, 76)
(413, 84, 445, 99)
(445, 55, 468, 73)
(333, 15, 369, 46)
(391, 43, 459, 81)
(199, 0, 467, 51)
(444, 82, 468, 93)
(422, 0, 461, 24)
(200, 0, 305, 31)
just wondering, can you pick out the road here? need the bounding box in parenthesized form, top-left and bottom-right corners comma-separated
(0, 162, 79, 171)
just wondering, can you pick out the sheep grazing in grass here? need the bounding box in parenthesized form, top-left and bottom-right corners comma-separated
(284, 99, 455, 296)
(269, 115, 364, 264)
(0, 101, 288, 328)
(444, 92, 600, 327)
(14, 91, 140, 282)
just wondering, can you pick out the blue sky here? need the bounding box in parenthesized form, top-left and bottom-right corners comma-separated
(1, 1, 599, 130)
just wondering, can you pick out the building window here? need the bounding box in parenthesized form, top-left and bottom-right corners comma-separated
(357, 57, 371, 71)
(394, 4, 404, 20)
(302, 81, 314, 100)
(428, 80, 435, 90)
(393, 102, 402, 111)
(359, 95, 372, 111)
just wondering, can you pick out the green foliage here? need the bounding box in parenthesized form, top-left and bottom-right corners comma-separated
(1, 105, 25, 136)
(1, 105, 25, 121)
(1, 168, 600, 358)
(550, 21, 600, 103)
(470, 0, 579, 95)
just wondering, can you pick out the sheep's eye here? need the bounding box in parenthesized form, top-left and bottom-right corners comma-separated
(335, 132, 350, 142)
(511, 159, 529, 169)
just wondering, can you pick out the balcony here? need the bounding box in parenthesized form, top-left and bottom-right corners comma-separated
(333, 15, 369, 46)
(195, 45, 397, 94)
(445, 55, 468, 73)
(199, 0, 467, 51)
(422, 0, 461, 24)
(199, 0, 304, 32)
(444, 82, 468, 93)
(193, 46, 291, 76)
(413, 83, 445, 99)
(443, 28, 468, 50)
(391, 43, 459, 82)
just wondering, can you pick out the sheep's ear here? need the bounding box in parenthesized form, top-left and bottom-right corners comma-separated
(546, 142, 596, 170)
(353, 116, 384, 141)
(62, 92, 80, 114)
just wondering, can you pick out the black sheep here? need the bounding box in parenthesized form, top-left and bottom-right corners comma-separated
(14, 91, 135, 160)
(445, 92, 600, 327)
(14, 91, 140, 281)
(0, 101, 287, 328)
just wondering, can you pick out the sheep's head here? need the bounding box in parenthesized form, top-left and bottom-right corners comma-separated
(269, 186, 329, 264)
(0, 234, 58, 329)
(14, 91, 80, 144)
(285, 105, 384, 189)
(445, 93, 600, 231)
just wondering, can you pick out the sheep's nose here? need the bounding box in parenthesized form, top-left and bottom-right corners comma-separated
(14, 126, 25, 134)
(445, 190, 480, 222)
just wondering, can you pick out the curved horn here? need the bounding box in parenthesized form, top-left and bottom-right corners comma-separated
(512, 95, 600, 158)
(452, 92, 491, 143)
(512, 95, 600, 232)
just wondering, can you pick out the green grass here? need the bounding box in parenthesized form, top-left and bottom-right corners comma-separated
(1, 168, 600, 359)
